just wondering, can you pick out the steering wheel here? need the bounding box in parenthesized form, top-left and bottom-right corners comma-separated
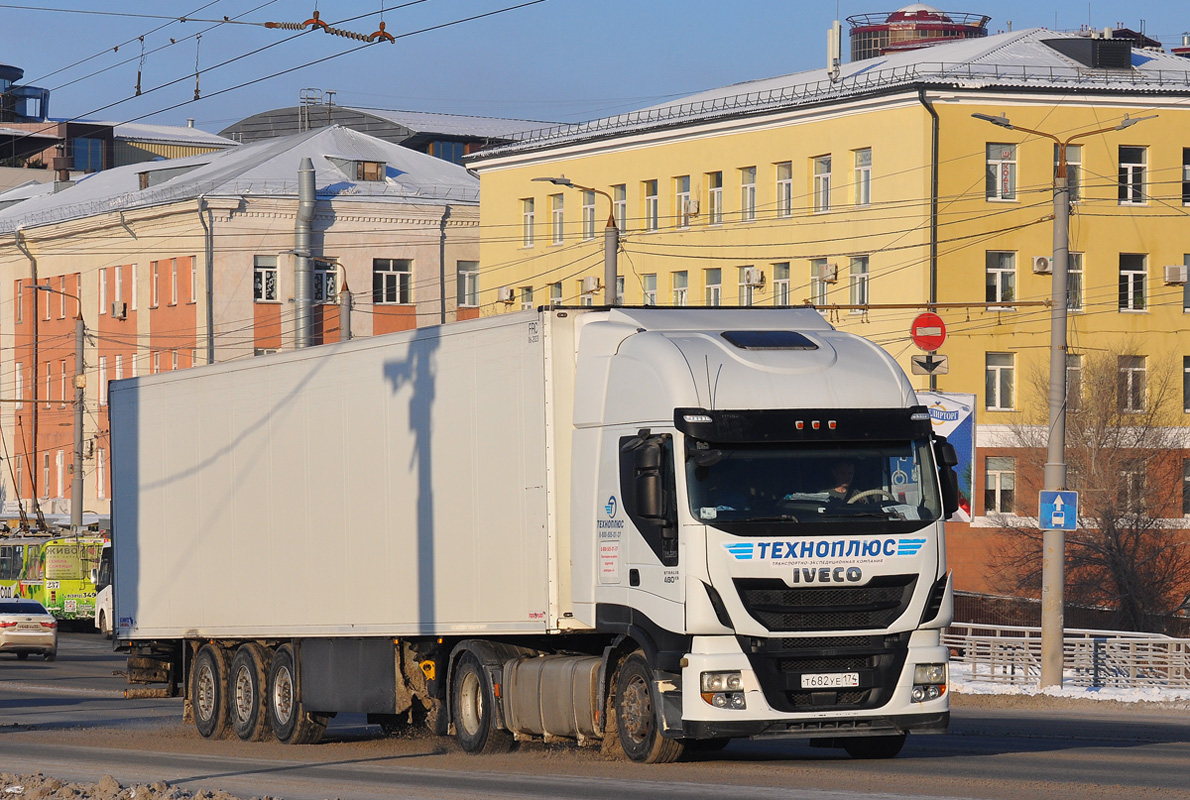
(848, 489, 895, 504)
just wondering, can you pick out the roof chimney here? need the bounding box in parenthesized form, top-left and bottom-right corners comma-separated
(187, 118, 195, 128)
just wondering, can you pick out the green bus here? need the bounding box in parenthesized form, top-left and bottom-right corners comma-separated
(0, 533, 106, 620)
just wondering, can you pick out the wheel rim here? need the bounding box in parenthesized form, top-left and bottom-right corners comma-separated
(621, 673, 652, 745)
(458, 669, 483, 736)
(195, 662, 216, 722)
(272, 664, 294, 726)
(234, 664, 253, 725)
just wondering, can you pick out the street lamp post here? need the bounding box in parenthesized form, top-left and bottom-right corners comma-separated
(973, 111, 1154, 687)
(532, 176, 620, 305)
(34, 285, 85, 533)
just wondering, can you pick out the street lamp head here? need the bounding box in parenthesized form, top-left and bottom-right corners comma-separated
(972, 112, 1014, 129)
(1116, 113, 1158, 130)
(532, 176, 574, 188)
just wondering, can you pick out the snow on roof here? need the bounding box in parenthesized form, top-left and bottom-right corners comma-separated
(344, 107, 551, 139)
(103, 121, 239, 148)
(0, 126, 478, 233)
(475, 28, 1190, 158)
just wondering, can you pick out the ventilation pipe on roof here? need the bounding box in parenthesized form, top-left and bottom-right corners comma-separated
(294, 157, 315, 349)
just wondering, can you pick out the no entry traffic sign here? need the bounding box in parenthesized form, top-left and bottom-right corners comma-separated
(910, 312, 946, 352)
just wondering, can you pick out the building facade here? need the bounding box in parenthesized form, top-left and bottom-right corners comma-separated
(467, 28, 1190, 600)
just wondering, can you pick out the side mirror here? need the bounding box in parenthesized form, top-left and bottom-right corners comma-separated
(634, 442, 666, 521)
(933, 437, 960, 516)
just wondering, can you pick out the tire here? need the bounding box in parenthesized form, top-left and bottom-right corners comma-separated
(98, 610, 112, 640)
(266, 644, 326, 744)
(192, 644, 232, 739)
(230, 643, 271, 741)
(16, 652, 29, 660)
(613, 651, 684, 764)
(43, 651, 56, 662)
(843, 733, 906, 759)
(451, 652, 512, 754)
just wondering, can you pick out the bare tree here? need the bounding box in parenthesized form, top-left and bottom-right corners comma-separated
(993, 344, 1190, 632)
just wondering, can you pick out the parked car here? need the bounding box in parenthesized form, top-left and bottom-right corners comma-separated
(0, 598, 58, 660)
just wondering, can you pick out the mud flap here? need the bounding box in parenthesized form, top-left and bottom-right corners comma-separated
(654, 673, 684, 736)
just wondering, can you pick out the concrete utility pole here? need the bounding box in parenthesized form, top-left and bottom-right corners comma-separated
(974, 111, 1154, 688)
(532, 176, 620, 305)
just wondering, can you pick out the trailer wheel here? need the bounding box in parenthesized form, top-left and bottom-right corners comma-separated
(613, 651, 684, 764)
(451, 652, 512, 754)
(843, 733, 906, 759)
(192, 644, 231, 739)
(230, 643, 271, 741)
(267, 644, 327, 744)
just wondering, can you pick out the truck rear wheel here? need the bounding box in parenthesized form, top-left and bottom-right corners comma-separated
(230, 643, 271, 741)
(843, 733, 906, 759)
(267, 644, 326, 744)
(192, 644, 231, 739)
(451, 652, 512, 754)
(613, 651, 684, 764)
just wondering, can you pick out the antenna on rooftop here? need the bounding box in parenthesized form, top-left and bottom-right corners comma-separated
(827, 19, 842, 83)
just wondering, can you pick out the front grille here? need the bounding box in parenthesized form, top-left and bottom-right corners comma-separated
(739, 632, 911, 713)
(733, 575, 916, 632)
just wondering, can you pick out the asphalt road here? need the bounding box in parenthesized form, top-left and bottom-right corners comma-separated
(1, 633, 1188, 800)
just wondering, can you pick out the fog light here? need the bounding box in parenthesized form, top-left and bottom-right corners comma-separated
(911, 686, 926, 702)
(729, 693, 746, 709)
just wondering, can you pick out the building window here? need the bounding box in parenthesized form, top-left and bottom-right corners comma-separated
(740, 166, 756, 222)
(457, 261, 479, 307)
(984, 456, 1016, 513)
(776, 162, 792, 218)
(55, 451, 63, 498)
(550, 193, 565, 244)
(190, 260, 197, 304)
(707, 171, 723, 225)
(153, 352, 160, 374)
(1118, 355, 1146, 413)
(705, 268, 721, 306)
(810, 258, 829, 306)
(581, 190, 596, 240)
(986, 143, 1017, 201)
(642, 274, 656, 306)
(44, 362, 50, 408)
(813, 155, 831, 213)
(738, 267, 754, 307)
(672, 271, 688, 306)
(1067, 353, 1083, 412)
(171, 350, 179, 371)
(986, 353, 1014, 410)
(72, 137, 103, 171)
(42, 453, 49, 498)
(578, 281, 593, 307)
(99, 268, 107, 313)
(114, 265, 123, 306)
(254, 256, 278, 302)
(428, 141, 465, 164)
(1056, 143, 1082, 201)
(170, 258, 178, 305)
(675, 175, 691, 228)
(986, 251, 1016, 306)
(549, 282, 562, 306)
(15, 283, 22, 324)
(772, 262, 790, 306)
(312, 260, 337, 304)
(42, 280, 49, 320)
(616, 275, 624, 301)
(1183, 148, 1190, 205)
(849, 256, 869, 309)
(59, 359, 67, 407)
(522, 198, 535, 247)
(130, 263, 138, 311)
(854, 148, 871, 206)
(1068, 252, 1083, 311)
(1119, 467, 1146, 514)
(355, 160, 385, 181)
(1183, 461, 1190, 515)
(373, 258, 412, 305)
(99, 357, 107, 406)
(151, 263, 159, 307)
(1119, 146, 1147, 204)
(115, 354, 123, 381)
(520, 286, 534, 310)
(612, 184, 626, 232)
(1184, 254, 1190, 313)
(97, 448, 106, 500)
(1118, 253, 1146, 311)
(644, 180, 658, 231)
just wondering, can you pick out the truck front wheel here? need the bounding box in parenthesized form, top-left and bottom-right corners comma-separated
(613, 651, 684, 764)
(266, 644, 327, 744)
(451, 652, 512, 754)
(192, 644, 231, 739)
(230, 643, 271, 741)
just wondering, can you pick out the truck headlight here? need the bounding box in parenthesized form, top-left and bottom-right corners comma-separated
(701, 671, 746, 709)
(911, 662, 947, 703)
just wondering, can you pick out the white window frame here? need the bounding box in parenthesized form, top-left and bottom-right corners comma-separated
(373, 258, 412, 305)
(849, 256, 869, 310)
(114, 265, 123, 306)
(612, 184, 627, 232)
(170, 258, 178, 305)
(1118, 355, 1146, 413)
(776, 162, 792, 218)
(99, 268, 107, 313)
(813, 155, 832, 213)
(642, 274, 656, 306)
(312, 260, 337, 305)
(986, 143, 1017, 201)
(986, 352, 1015, 411)
(115, 354, 123, 382)
(1118, 146, 1147, 205)
(854, 148, 871, 207)
(522, 198, 535, 247)
(707, 171, 723, 225)
(1056, 143, 1082, 202)
(99, 356, 107, 406)
(59, 359, 67, 408)
(984, 456, 1016, 514)
(810, 258, 829, 306)
(1068, 252, 1084, 311)
(130, 263, 138, 311)
(97, 448, 106, 500)
(581, 190, 596, 241)
(151, 263, 159, 308)
(549, 282, 562, 306)
(254, 256, 278, 302)
(740, 166, 756, 222)
(551, 193, 565, 245)
(190, 259, 196, 303)
(675, 175, 691, 228)
(986, 251, 1016, 307)
(705, 268, 721, 307)
(1119, 253, 1146, 311)
(738, 266, 754, 307)
(644, 180, 659, 231)
(457, 261, 479, 307)
(772, 262, 790, 306)
(672, 271, 688, 306)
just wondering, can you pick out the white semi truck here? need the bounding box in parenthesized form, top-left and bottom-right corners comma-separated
(110, 307, 958, 762)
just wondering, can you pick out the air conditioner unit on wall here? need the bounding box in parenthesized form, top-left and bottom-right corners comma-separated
(1032, 256, 1052, 274)
(581, 276, 601, 295)
(818, 262, 838, 284)
(496, 286, 515, 303)
(1164, 264, 1188, 285)
(743, 267, 765, 288)
(111, 301, 127, 319)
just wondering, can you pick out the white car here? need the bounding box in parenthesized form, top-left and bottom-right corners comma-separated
(0, 598, 58, 660)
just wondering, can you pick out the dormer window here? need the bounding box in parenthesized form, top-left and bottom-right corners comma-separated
(356, 160, 384, 181)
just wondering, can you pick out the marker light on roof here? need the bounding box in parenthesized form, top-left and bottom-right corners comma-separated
(683, 414, 714, 424)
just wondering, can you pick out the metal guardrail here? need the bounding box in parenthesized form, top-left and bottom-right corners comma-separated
(944, 623, 1190, 689)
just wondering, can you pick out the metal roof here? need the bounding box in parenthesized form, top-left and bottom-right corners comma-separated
(102, 121, 239, 148)
(0, 125, 478, 234)
(473, 28, 1190, 159)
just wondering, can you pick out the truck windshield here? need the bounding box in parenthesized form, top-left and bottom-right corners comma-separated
(685, 439, 942, 530)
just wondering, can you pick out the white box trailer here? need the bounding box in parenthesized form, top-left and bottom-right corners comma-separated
(111, 307, 957, 762)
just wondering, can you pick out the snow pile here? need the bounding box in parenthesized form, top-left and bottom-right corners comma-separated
(949, 660, 1190, 703)
(0, 774, 273, 800)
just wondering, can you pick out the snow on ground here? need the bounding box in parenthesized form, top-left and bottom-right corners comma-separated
(949, 660, 1190, 703)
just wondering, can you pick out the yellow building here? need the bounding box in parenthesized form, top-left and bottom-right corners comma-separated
(469, 28, 1190, 601)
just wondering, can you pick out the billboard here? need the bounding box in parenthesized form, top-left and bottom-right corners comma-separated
(917, 391, 975, 521)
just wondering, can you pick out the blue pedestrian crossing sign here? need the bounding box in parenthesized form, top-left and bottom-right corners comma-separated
(1039, 490, 1078, 531)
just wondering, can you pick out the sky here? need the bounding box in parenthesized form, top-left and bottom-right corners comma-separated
(2, 1, 1188, 135)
